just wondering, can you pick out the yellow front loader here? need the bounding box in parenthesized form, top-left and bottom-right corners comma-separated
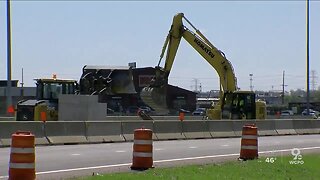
(15, 78, 78, 121)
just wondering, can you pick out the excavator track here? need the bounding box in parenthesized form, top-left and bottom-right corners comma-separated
(140, 87, 169, 115)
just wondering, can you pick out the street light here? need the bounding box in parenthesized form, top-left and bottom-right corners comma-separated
(6, 0, 13, 116)
(306, 0, 310, 115)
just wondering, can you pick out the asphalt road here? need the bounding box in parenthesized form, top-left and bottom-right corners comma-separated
(1, 135, 320, 179)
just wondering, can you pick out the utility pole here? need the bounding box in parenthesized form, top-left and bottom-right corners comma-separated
(6, 0, 13, 116)
(306, 0, 310, 115)
(193, 78, 199, 92)
(281, 71, 288, 104)
(249, 73, 253, 91)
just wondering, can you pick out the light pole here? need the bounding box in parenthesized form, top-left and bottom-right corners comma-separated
(306, 0, 310, 115)
(6, 0, 13, 116)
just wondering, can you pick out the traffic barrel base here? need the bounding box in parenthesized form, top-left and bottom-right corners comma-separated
(131, 128, 153, 170)
(9, 131, 36, 180)
(239, 124, 258, 161)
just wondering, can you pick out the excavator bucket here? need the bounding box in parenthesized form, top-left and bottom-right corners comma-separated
(140, 85, 169, 115)
(79, 65, 137, 95)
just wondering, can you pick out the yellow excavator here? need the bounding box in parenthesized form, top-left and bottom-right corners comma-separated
(141, 13, 266, 119)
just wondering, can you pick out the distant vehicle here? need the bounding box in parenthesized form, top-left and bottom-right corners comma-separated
(301, 109, 319, 116)
(281, 110, 293, 116)
(192, 108, 206, 116)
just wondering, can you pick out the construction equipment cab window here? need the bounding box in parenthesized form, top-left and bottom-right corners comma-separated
(37, 80, 76, 101)
(140, 13, 266, 119)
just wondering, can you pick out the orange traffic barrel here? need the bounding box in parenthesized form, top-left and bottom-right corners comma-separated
(7, 105, 15, 116)
(179, 112, 185, 121)
(131, 128, 153, 170)
(40, 111, 47, 122)
(239, 124, 258, 160)
(9, 131, 36, 180)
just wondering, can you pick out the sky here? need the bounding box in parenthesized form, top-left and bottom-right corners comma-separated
(0, 1, 319, 92)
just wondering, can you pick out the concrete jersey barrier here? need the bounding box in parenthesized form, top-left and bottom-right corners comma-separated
(0, 119, 318, 146)
(293, 119, 319, 134)
(153, 121, 185, 140)
(86, 121, 124, 143)
(0, 121, 48, 146)
(314, 120, 320, 134)
(45, 121, 88, 144)
(182, 120, 212, 139)
(274, 120, 297, 135)
(208, 120, 236, 138)
(255, 120, 278, 136)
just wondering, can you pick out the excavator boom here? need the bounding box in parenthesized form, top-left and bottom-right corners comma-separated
(141, 13, 266, 119)
(141, 13, 236, 115)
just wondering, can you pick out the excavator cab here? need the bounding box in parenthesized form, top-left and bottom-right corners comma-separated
(221, 91, 256, 119)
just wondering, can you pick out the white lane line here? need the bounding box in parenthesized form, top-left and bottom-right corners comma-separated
(155, 148, 164, 151)
(71, 154, 81, 156)
(189, 146, 198, 149)
(115, 150, 126, 153)
(0, 146, 318, 178)
(221, 144, 229, 147)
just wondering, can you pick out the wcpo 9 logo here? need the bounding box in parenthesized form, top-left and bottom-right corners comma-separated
(289, 148, 304, 165)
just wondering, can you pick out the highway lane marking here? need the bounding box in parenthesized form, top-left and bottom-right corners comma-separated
(155, 148, 164, 151)
(71, 154, 81, 156)
(116, 150, 126, 153)
(1, 146, 319, 178)
(221, 144, 229, 147)
(189, 146, 198, 149)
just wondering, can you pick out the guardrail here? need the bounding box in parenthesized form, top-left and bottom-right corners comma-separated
(0, 119, 319, 147)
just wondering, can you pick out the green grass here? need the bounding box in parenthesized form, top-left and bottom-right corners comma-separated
(78, 154, 320, 180)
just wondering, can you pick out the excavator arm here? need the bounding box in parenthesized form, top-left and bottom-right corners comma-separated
(141, 13, 237, 115)
(151, 13, 237, 92)
(141, 13, 266, 119)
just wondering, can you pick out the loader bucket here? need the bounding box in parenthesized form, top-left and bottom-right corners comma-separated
(110, 69, 137, 94)
(140, 85, 169, 115)
(79, 65, 137, 95)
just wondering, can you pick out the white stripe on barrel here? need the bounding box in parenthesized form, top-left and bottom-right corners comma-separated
(241, 135, 257, 140)
(133, 152, 153, 158)
(9, 163, 35, 169)
(11, 147, 35, 154)
(134, 140, 152, 145)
